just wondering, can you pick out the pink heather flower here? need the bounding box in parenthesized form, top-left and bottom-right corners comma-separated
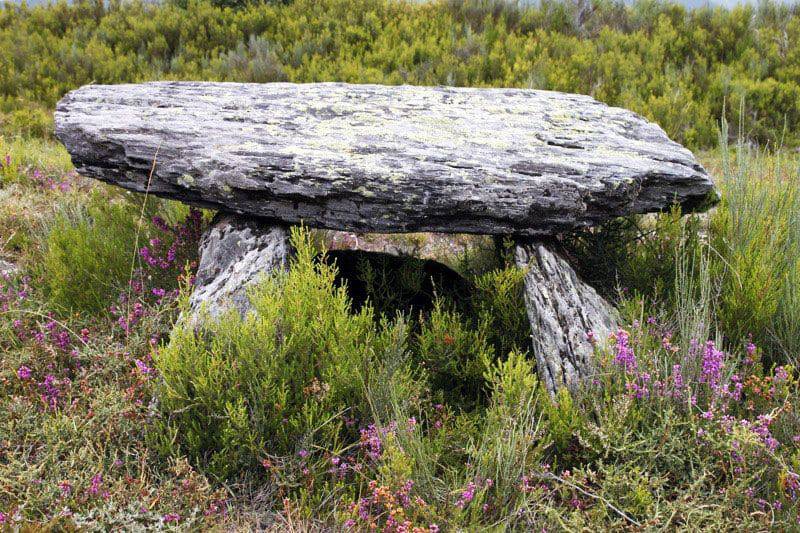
(612, 330, 637, 372)
(774, 366, 789, 382)
(429, 525, 440, 533)
(0, 511, 6, 523)
(135, 359, 153, 375)
(152, 287, 166, 298)
(163, 513, 181, 523)
(88, 474, 102, 496)
(298, 449, 309, 459)
(343, 519, 356, 528)
(456, 481, 477, 509)
(700, 341, 724, 387)
(16, 365, 31, 380)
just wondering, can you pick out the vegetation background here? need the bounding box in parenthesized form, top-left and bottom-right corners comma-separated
(0, 0, 799, 530)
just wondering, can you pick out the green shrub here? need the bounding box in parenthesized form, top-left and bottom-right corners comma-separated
(153, 227, 407, 478)
(41, 194, 142, 312)
(415, 301, 495, 408)
(39, 192, 194, 314)
(472, 265, 530, 357)
(2, 0, 800, 148)
(709, 125, 800, 365)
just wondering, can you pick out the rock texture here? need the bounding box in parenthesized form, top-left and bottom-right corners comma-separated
(515, 241, 619, 395)
(55, 82, 717, 236)
(188, 214, 292, 322)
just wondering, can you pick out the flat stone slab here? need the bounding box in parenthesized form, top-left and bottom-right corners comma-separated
(55, 82, 716, 236)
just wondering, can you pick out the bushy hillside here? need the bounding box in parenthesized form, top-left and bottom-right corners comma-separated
(1, 0, 800, 148)
(1, 0, 800, 530)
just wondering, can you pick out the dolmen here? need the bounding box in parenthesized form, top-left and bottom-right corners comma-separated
(54, 82, 717, 395)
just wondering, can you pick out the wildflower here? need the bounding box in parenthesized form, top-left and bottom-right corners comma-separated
(612, 329, 636, 372)
(88, 473, 103, 496)
(39, 375, 62, 410)
(16, 365, 31, 380)
(0, 511, 5, 523)
(152, 287, 166, 298)
(58, 480, 72, 496)
(298, 449, 309, 459)
(700, 341, 724, 387)
(456, 481, 477, 509)
(134, 359, 153, 375)
(163, 513, 181, 523)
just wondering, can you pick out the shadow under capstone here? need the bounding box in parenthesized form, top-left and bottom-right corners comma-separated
(318, 249, 474, 317)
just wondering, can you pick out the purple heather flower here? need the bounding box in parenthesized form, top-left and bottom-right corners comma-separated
(135, 359, 153, 375)
(700, 341, 724, 387)
(163, 513, 181, 523)
(456, 481, 477, 509)
(612, 330, 637, 372)
(58, 481, 72, 496)
(88, 473, 102, 496)
(16, 365, 31, 380)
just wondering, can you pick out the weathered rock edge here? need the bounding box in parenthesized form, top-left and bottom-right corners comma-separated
(515, 241, 619, 394)
(55, 82, 717, 236)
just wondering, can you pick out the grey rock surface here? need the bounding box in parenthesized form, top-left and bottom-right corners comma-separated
(56, 82, 716, 236)
(515, 241, 619, 395)
(188, 213, 292, 322)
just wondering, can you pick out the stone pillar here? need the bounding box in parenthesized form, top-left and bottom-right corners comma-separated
(186, 213, 293, 324)
(514, 240, 618, 396)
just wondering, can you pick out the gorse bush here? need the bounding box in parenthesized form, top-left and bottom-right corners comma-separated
(2, 0, 800, 147)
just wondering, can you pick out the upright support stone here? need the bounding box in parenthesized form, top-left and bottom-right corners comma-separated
(514, 240, 618, 395)
(187, 213, 293, 323)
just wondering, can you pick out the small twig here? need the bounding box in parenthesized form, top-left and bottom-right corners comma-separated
(535, 471, 642, 527)
(125, 145, 160, 340)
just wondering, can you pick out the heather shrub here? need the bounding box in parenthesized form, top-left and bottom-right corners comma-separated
(708, 127, 800, 365)
(472, 265, 530, 356)
(415, 301, 495, 408)
(41, 195, 143, 312)
(40, 194, 197, 314)
(153, 228, 408, 478)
